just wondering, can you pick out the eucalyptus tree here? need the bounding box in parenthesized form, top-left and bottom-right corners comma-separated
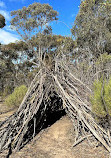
(71, 0, 111, 58)
(0, 42, 19, 93)
(0, 41, 31, 93)
(0, 14, 6, 93)
(11, 2, 58, 66)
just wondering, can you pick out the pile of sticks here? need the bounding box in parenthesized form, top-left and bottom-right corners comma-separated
(0, 57, 111, 156)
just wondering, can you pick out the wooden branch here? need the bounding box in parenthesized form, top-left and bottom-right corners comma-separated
(53, 75, 111, 152)
(73, 134, 92, 147)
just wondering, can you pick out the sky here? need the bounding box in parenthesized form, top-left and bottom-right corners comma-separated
(0, 0, 80, 44)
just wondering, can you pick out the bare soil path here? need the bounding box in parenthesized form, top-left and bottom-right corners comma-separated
(11, 116, 108, 158)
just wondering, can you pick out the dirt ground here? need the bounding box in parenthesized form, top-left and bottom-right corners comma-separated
(0, 105, 109, 158)
(0, 103, 16, 121)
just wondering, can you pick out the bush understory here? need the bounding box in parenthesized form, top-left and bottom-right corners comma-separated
(91, 77, 111, 125)
(5, 85, 27, 107)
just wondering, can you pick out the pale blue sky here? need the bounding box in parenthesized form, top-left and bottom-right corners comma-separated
(0, 0, 80, 44)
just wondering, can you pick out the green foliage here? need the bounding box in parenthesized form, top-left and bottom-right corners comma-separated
(10, 2, 59, 74)
(71, 0, 111, 56)
(95, 53, 111, 79)
(5, 85, 27, 107)
(0, 14, 5, 28)
(96, 53, 111, 65)
(104, 79, 111, 116)
(91, 79, 106, 117)
(11, 2, 58, 41)
(91, 77, 111, 118)
(0, 40, 34, 92)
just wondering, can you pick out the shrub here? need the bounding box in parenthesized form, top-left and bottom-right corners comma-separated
(5, 85, 27, 107)
(91, 77, 111, 118)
